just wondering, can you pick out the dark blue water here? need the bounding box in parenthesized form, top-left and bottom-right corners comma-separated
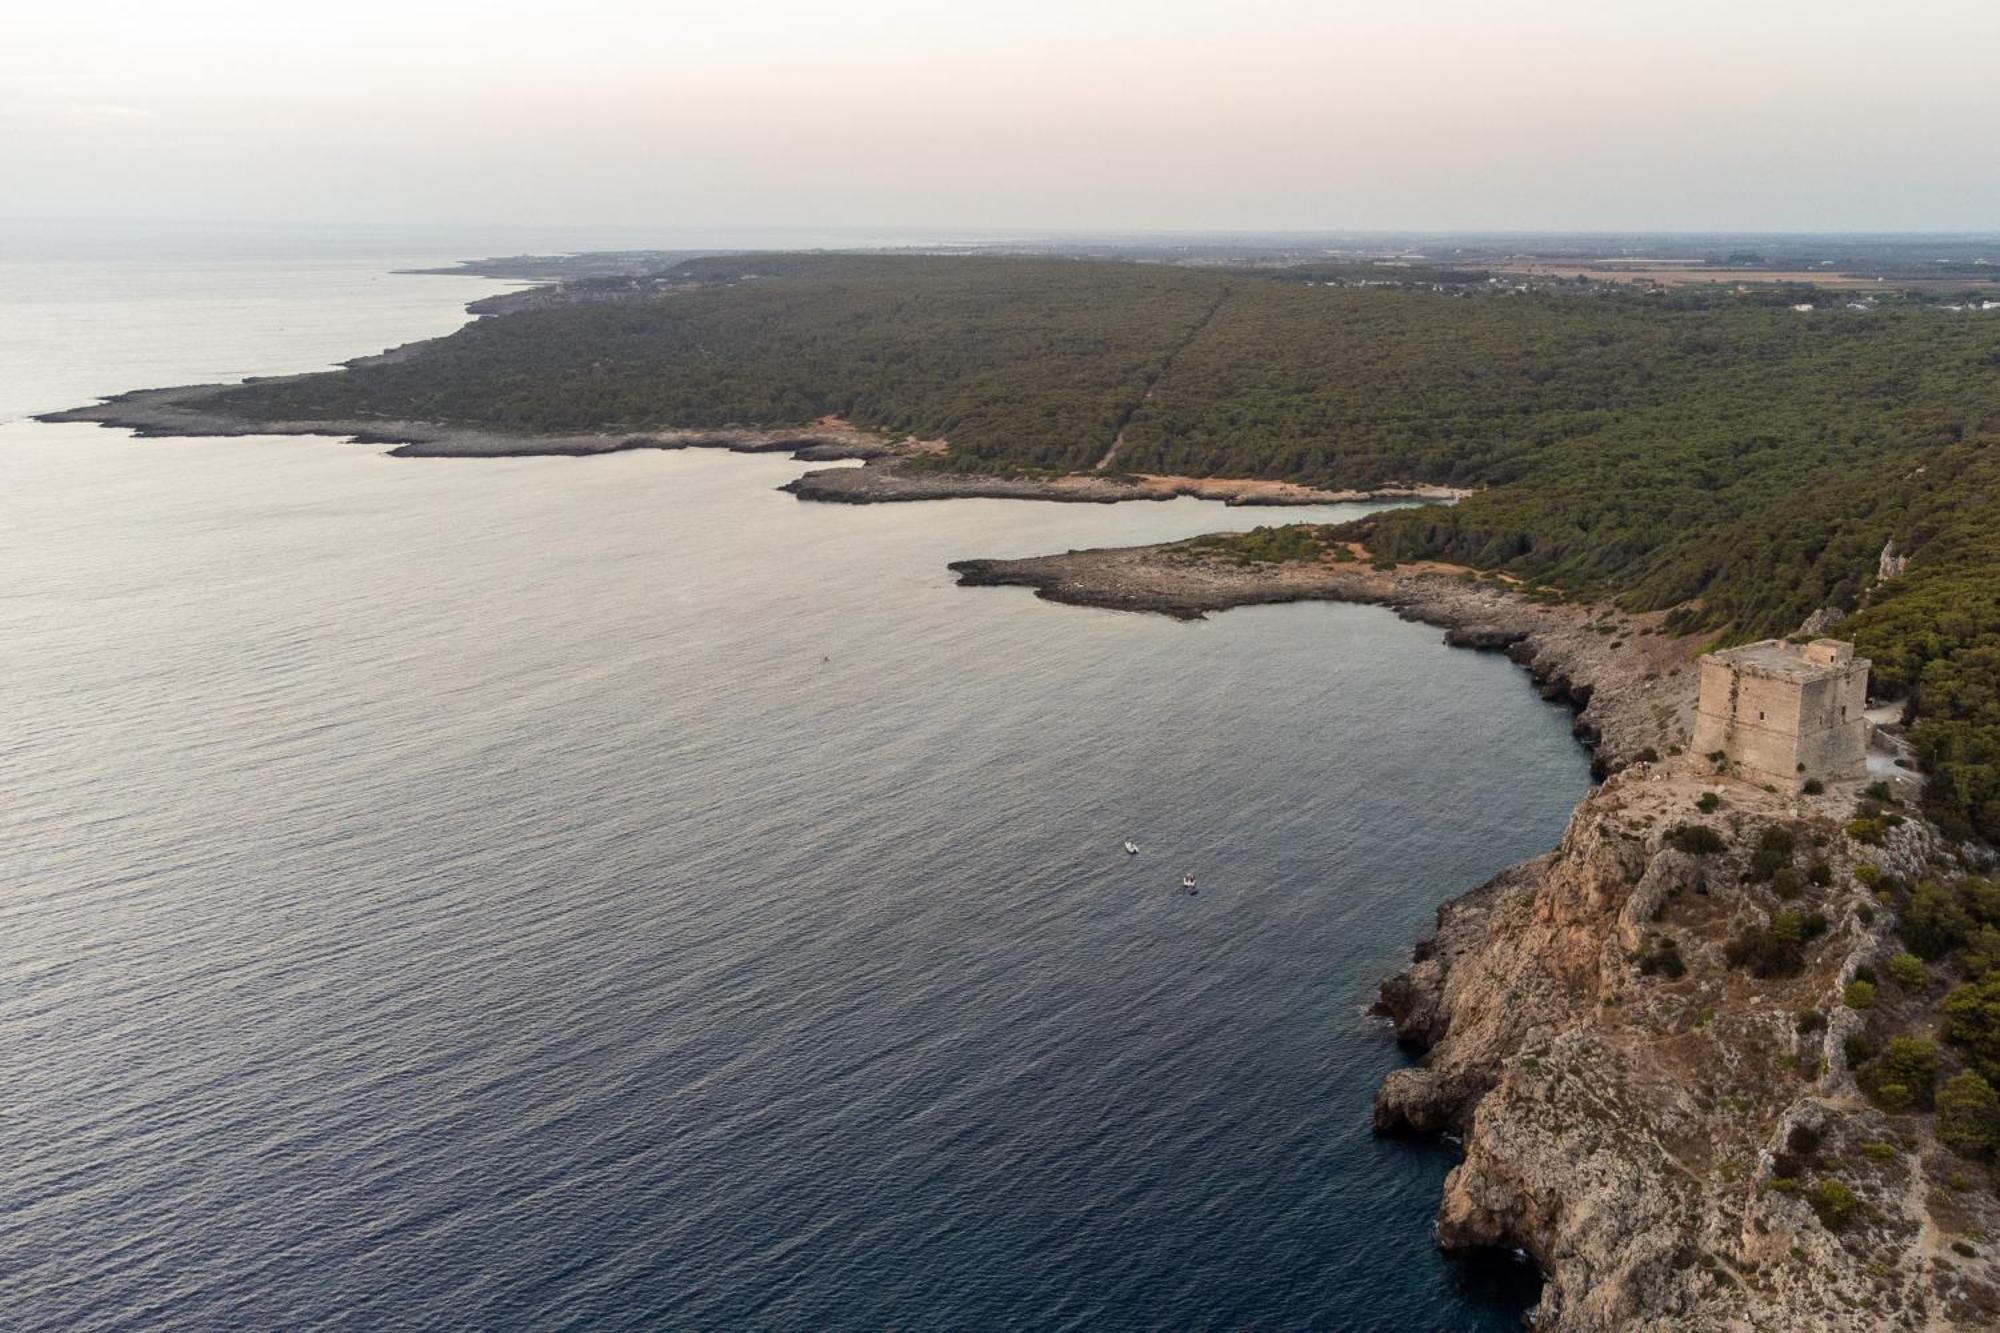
(1, 230, 1589, 1329)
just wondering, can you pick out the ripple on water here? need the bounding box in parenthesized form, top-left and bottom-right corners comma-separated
(0, 240, 1587, 1330)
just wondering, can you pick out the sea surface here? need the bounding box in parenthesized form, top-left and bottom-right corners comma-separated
(0, 225, 1591, 1330)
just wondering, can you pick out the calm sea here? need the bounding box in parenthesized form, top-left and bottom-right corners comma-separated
(0, 225, 1589, 1330)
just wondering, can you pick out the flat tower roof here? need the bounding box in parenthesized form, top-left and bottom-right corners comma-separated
(1705, 639, 1869, 683)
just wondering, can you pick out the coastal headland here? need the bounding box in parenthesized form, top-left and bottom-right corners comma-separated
(40, 385, 1453, 507)
(36, 382, 899, 463)
(948, 533, 2000, 1330)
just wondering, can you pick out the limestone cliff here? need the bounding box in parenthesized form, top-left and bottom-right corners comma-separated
(1375, 768, 2000, 1329)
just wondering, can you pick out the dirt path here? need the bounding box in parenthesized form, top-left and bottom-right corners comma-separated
(1093, 287, 1229, 473)
(1901, 1148, 1955, 1332)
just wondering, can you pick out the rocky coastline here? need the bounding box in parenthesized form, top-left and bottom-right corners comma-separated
(34, 383, 903, 463)
(783, 454, 1466, 508)
(43, 382, 1472, 510)
(948, 537, 1697, 776)
(950, 536, 2000, 1329)
(41, 386, 1463, 509)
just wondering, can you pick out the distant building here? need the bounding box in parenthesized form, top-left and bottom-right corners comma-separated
(1690, 639, 1869, 791)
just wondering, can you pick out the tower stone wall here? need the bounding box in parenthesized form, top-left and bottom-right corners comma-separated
(1690, 638, 1869, 791)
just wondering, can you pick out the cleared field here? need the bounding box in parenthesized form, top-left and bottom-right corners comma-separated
(1492, 261, 2000, 289)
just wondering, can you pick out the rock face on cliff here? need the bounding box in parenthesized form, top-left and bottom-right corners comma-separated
(1375, 766, 2000, 1330)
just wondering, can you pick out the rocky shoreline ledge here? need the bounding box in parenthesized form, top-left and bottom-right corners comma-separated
(34, 383, 901, 463)
(40, 386, 1466, 510)
(952, 537, 2000, 1329)
(782, 455, 1465, 508)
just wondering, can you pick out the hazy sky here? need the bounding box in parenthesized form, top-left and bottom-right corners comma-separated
(7, 0, 1999, 232)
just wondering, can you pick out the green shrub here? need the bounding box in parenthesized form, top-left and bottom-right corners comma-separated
(1936, 1071, 2000, 1159)
(1728, 910, 1816, 978)
(1903, 881, 1973, 959)
(1872, 1081, 1914, 1112)
(1862, 1037, 1939, 1110)
(1966, 925, 2000, 978)
(1865, 781, 1894, 803)
(1203, 524, 1331, 565)
(1696, 792, 1721, 814)
(1844, 1033, 1872, 1068)
(1749, 827, 1797, 882)
(1854, 864, 1881, 887)
(1844, 979, 1877, 1009)
(1943, 973, 2000, 1083)
(1808, 862, 1832, 887)
(1668, 823, 1727, 856)
(1802, 778, 1825, 795)
(1846, 818, 1887, 847)
(1886, 953, 1928, 989)
(1772, 867, 1804, 900)
(1810, 1178, 1858, 1230)
(1797, 1009, 1826, 1034)
(1967, 879, 2000, 924)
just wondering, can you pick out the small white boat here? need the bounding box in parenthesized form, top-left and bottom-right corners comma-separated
(1123, 840, 1140, 855)
(1181, 872, 1197, 892)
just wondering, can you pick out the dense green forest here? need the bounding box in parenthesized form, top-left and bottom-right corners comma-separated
(194, 254, 2000, 841)
(217, 257, 1225, 472)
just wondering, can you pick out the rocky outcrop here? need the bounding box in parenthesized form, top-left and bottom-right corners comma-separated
(35, 383, 902, 462)
(41, 378, 1480, 508)
(1373, 767, 2000, 1329)
(42, 381, 1466, 509)
(784, 455, 1465, 507)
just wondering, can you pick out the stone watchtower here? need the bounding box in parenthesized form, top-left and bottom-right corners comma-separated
(1690, 638, 1869, 791)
